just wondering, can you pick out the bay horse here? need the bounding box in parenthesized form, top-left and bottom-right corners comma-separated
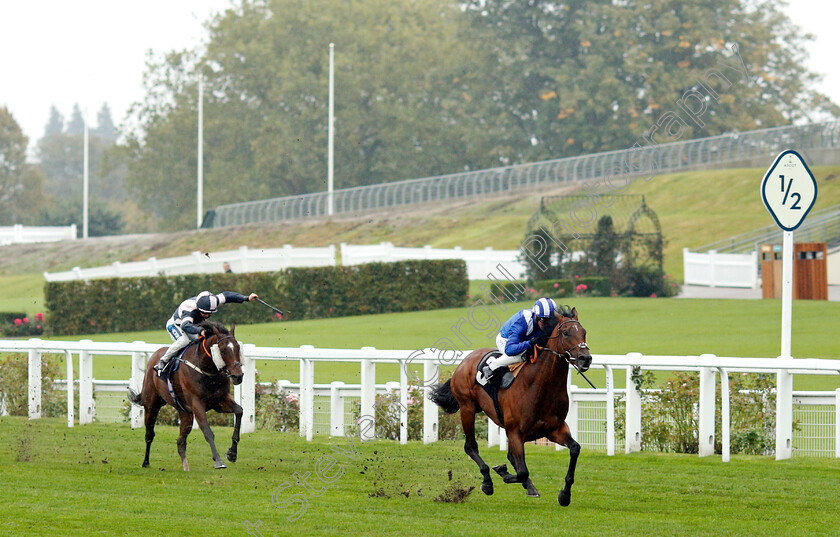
(128, 321, 244, 471)
(429, 306, 592, 506)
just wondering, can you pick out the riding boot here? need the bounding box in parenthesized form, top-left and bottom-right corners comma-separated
(154, 334, 191, 375)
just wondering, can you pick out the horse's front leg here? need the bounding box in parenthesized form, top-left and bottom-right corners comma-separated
(193, 403, 226, 469)
(494, 430, 539, 497)
(215, 396, 243, 463)
(547, 422, 580, 507)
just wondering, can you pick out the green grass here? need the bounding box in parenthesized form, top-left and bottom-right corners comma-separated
(1, 417, 839, 537)
(9, 297, 838, 392)
(0, 273, 45, 313)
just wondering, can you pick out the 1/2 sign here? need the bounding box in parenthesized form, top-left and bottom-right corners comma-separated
(760, 150, 817, 231)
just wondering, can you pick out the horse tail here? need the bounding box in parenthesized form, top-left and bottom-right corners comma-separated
(428, 379, 460, 414)
(127, 388, 142, 406)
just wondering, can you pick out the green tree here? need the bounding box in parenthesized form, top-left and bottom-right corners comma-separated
(95, 103, 116, 141)
(44, 106, 64, 136)
(0, 107, 46, 224)
(66, 103, 85, 135)
(123, 0, 502, 230)
(464, 0, 839, 160)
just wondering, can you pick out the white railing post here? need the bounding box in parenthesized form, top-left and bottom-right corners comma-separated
(423, 360, 438, 444)
(298, 349, 314, 440)
(625, 359, 642, 454)
(835, 388, 840, 459)
(28, 343, 42, 419)
(399, 360, 408, 445)
(360, 352, 376, 442)
(568, 374, 578, 443)
(776, 365, 794, 460)
(719, 368, 730, 462)
(330, 381, 345, 437)
(499, 425, 508, 451)
(130, 344, 146, 429)
(605, 365, 615, 456)
(241, 343, 256, 434)
(488, 419, 500, 447)
(65, 350, 74, 427)
(698, 360, 716, 457)
(239, 245, 250, 273)
(709, 250, 717, 288)
(79, 343, 94, 424)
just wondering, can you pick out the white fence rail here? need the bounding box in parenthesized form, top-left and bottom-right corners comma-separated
(42, 243, 523, 282)
(683, 248, 758, 288)
(340, 242, 526, 280)
(43, 245, 337, 282)
(3, 339, 839, 460)
(0, 224, 77, 246)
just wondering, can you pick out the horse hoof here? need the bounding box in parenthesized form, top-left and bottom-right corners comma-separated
(226, 449, 237, 463)
(214, 461, 227, 469)
(492, 464, 508, 477)
(558, 490, 571, 507)
(480, 482, 494, 496)
(526, 489, 540, 498)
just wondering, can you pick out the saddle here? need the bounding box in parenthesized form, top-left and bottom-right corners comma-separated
(476, 351, 528, 427)
(158, 343, 196, 412)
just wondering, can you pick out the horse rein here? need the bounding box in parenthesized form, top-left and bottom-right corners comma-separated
(181, 335, 241, 377)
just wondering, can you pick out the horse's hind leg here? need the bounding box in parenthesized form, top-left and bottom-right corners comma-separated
(461, 406, 494, 495)
(215, 396, 243, 463)
(548, 423, 580, 507)
(142, 398, 164, 468)
(176, 411, 194, 471)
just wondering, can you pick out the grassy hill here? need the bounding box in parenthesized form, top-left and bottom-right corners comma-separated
(1, 165, 839, 310)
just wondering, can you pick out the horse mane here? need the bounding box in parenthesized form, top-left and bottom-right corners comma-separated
(557, 305, 575, 318)
(197, 320, 229, 336)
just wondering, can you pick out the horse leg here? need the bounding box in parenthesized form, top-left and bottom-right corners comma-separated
(193, 404, 226, 469)
(494, 446, 540, 497)
(176, 411, 194, 471)
(215, 396, 243, 463)
(460, 406, 494, 495)
(547, 423, 580, 507)
(498, 430, 536, 497)
(142, 398, 164, 468)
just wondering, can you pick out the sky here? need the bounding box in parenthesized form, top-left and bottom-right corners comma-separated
(1, 0, 839, 161)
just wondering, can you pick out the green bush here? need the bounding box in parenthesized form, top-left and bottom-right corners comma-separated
(255, 384, 300, 433)
(0, 312, 46, 338)
(576, 276, 610, 297)
(0, 354, 67, 418)
(45, 259, 468, 335)
(533, 279, 573, 297)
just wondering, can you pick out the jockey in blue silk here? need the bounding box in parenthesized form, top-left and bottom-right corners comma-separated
(154, 290, 258, 375)
(477, 297, 557, 385)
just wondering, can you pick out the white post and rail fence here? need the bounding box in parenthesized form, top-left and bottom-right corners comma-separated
(2, 339, 839, 460)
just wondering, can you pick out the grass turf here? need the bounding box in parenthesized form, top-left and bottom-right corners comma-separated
(1, 417, 838, 537)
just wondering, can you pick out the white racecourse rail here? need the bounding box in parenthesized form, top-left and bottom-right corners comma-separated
(43, 245, 337, 282)
(340, 242, 526, 280)
(0, 224, 77, 246)
(42, 243, 524, 282)
(4, 339, 840, 460)
(682, 248, 758, 288)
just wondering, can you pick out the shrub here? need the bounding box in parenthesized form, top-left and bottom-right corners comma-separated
(0, 353, 67, 417)
(45, 259, 468, 335)
(255, 384, 301, 433)
(0, 312, 46, 338)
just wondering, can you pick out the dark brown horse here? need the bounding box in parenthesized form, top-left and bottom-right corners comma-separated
(128, 321, 244, 471)
(430, 306, 592, 506)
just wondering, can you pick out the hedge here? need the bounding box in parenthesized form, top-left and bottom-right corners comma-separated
(44, 259, 468, 336)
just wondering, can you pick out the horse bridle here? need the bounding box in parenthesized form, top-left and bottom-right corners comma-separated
(538, 318, 595, 389)
(545, 319, 589, 361)
(181, 335, 241, 378)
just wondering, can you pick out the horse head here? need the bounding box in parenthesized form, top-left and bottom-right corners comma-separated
(203, 321, 244, 385)
(549, 306, 592, 372)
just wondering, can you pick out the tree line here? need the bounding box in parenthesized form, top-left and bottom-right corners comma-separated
(2, 0, 838, 233)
